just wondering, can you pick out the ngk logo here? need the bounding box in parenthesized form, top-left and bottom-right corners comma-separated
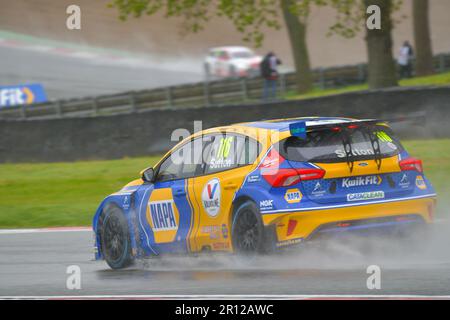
(342, 175, 382, 188)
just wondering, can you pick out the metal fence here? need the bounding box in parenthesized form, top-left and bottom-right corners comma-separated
(1, 53, 450, 120)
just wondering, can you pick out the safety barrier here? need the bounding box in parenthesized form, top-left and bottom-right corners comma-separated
(0, 52, 449, 120)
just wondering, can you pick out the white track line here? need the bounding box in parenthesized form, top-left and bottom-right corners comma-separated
(1, 294, 450, 300)
(0, 227, 91, 235)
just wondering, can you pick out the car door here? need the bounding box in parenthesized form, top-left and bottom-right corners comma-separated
(138, 139, 202, 254)
(188, 132, 261, 252)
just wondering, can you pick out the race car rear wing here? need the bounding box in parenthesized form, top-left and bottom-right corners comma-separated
(288, 119, 381, 139)
(288, 113, 426, 138)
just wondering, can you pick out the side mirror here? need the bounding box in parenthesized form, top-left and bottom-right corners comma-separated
(142, 167, 155, 183)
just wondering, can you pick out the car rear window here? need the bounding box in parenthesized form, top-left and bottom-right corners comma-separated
(232, 51, 253, 59)
(276, 125, 404, 163)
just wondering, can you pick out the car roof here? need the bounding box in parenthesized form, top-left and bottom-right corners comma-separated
(236, 117, 357, 132)
(210, 46, 253, 53)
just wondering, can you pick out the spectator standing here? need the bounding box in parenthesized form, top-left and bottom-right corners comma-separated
(261, 52, 282, 101)
(398, 41, 414, 78)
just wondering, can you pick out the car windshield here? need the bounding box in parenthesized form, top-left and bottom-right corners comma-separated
(231, 50, 254, 59)
(276, 125, 404, 163)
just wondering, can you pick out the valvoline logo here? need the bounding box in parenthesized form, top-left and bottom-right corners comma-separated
(0, 84, 47, 107)
(202, 178, 221, 217)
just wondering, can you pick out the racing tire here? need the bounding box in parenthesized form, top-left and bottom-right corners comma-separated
(100, 206, 133, 269)
(231, 201, 273, 254)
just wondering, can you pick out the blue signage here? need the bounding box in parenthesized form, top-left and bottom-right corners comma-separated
(0, 84, 47, 108)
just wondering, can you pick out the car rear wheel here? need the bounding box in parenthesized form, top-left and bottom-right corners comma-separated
(232, 201, 272, 254)
(100, 206, 132, 269)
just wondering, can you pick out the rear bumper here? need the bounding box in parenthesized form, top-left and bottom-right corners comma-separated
(262, 196, 436, 246)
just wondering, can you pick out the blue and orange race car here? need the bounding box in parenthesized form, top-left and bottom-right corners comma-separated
(92, 117, 436, 269)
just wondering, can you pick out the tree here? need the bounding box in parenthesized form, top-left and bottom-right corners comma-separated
(412, 0, 434, 76)
(281, 0, 313, 92)
(110, 0, 313, 94)
(325, 0, 399, 89)
(364, 0, 398, 88)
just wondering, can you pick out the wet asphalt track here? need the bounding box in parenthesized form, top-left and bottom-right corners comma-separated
(1, 222, 450, 298)
(0, 45, 203, 100)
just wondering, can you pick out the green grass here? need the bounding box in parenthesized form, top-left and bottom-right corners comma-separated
(0, 139, 449, 228)
(286, 71, 450, 100)
(0, 156, 161, 228)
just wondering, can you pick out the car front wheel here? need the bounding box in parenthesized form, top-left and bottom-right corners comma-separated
(100, 206, 133, 269)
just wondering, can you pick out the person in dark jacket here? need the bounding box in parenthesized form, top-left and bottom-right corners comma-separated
(260, 52, 282, 101)
(398, 41, 414, 78)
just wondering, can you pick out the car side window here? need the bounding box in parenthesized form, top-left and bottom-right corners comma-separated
(238, 136, 261, 166)
(203, 133, 260, 174)
(156, 139, 203, 182)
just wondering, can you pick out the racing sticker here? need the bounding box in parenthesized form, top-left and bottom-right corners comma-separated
(342, 175, 382, 188)
(415, 175, 427, 190)
(148, 200, 178, 231)
(347, 191, 385, 202)
(209, 137, 234, 170)
(201, 225, 221, 239)
(335, 148, 374, 158)
(147, 199, 180, 243)
(260, 199, 274, 210)
(284, 188, 303, 204)
(311, 181, 326, 196)
(276, 238, 303, 248)
(202, 178, 221, 217)
(399, 173, 410, 188)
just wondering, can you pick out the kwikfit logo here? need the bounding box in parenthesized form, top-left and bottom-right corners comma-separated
(342, 175, 382, 188)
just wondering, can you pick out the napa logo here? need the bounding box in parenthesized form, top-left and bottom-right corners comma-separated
(202, 178, 221, 217)
(148, 200, 178, 232)
(415, 175, 427, 190)
(0, 84, 47, 107)
(284, 188, 302, 204)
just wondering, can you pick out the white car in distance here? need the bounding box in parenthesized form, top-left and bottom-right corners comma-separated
(204, 46, 262, 79)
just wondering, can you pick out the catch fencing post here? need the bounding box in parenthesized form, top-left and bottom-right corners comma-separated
(319, 68, 325, 89)
(129, 92, 137, 112)
(166, 87, 173, 107)
(55, 101, 62, 118)
(20, 104, 26, 119)
(279, 73, 286, 98)
(439, 54, 446, 73)
(203, 81, 211, 107)
(358, 64, 366, 83)
(92, 98, 98, 116)
(241, 78, 248, 101)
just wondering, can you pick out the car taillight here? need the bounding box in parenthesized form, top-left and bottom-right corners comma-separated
(399, 157, 423, 173)
(262, 168, 325, 187)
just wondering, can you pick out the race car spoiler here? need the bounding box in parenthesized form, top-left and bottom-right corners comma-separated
(288, 119, 381, 139)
